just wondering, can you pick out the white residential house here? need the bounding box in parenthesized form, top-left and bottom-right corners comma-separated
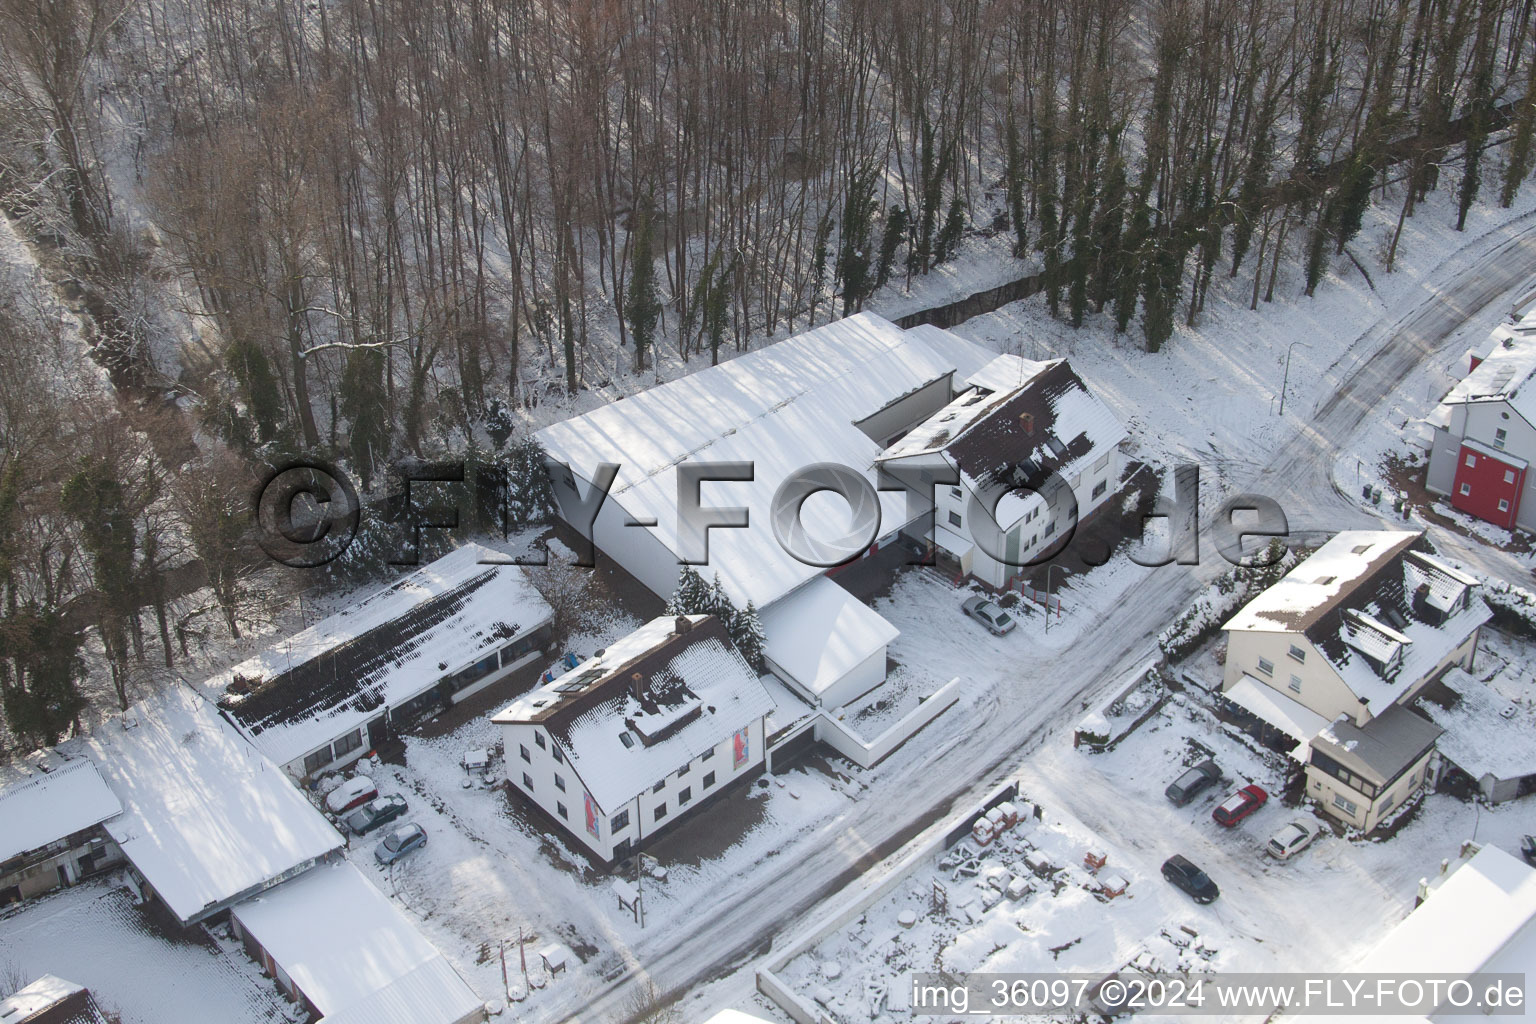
(492, 614, 774, 865)
(213, 543, 553, 780)
(1220, 530, 1489, 831)
(536, 313, 996, 712)
(875, 352, 1126, 589)
(1420, 314, 1536, 532)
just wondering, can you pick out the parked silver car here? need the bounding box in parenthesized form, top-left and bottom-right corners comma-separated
(374, 822, 427, 865)
(1266, 818, 1322, 860)
(961, 596, 1017, 636)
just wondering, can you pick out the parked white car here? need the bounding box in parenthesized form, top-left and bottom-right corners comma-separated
(1266, 818, 1321, 860)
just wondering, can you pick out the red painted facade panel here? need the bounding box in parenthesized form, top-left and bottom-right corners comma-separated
(1450, 443, 1524, 529)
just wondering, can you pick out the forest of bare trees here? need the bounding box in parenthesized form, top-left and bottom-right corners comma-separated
(0, 0, 1531, 755)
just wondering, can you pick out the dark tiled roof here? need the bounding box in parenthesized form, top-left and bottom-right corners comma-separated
(220, 570, 513, 735)
(946, 361, 1100, 493)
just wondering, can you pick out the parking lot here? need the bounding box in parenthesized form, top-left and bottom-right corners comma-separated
(1032, 685, 1536, 974)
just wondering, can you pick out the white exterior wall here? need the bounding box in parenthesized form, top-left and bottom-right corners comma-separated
(1223, 632, 1370, 726)
(935, 448, 1121, 590)
(501, 717, 767, 863)
(552, 469, 686, 601)
(820, 647, 888, 709)
(1306, 746, 1436, 831)
(1426, 400, 1536, 531)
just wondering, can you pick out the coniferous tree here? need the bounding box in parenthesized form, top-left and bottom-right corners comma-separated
(728, 601, 767, 672)
(874, 207, 908, 290)
(935, 195, 965, 265)
(665, 567, 711, 616)
(507, 438, 558, 530)
(1502, 68, 1536, 207)
(626, 202, 661, 372)
(341, 348, 388, 491)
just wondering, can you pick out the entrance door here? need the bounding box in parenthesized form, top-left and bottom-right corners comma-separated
(367, 715, 389, 750)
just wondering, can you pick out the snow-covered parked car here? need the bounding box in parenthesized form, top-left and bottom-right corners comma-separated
(325, 775, 378, 814)
(1266, 818, 1322, 860)
(344, 794, 409, 836)
(961, 596, 1016, 636)
(374, 823, 427, 864)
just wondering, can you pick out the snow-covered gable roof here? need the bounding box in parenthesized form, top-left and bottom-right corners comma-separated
(492, 615, 773, 812)
(230, 861, 482, 1024)
(1227, 532, 1489, 717)
(1355, 843, 1536, 977)
(0, 759, 121, 865)
(214, 543, 552, 767)
(1223, 531, 1420, 633)
(536, 313, 993, 608)
(73, 687, 343, 924)
(759, 576, 899, 699)
(0, 975, 104, 1024)
(1426, 325, 1536, 430)
(880, 356, 1126, 529)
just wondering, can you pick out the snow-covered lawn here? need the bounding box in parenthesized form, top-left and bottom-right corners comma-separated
(0, 882, 292, 1023)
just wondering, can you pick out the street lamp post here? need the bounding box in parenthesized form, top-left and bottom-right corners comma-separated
(1278, 340, 1313, 417)
(1044, 565, 1071, 633)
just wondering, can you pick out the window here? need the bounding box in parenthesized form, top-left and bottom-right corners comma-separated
(1331, 793, 1358, 816)
(557, 802, 568, 820)
(703, 771, 716, 788)
(535, 732, 546, 749)
(679, 787, 692, 806)
(1506, 470, 1517, 485)
(555, 774, 566, 792)
(520, 744, 531, 763)
(522, 772, 534, 790)
(1460, 483, 1473, 496)
(611, 810, 629, 832)
(1500, 499, 1511, 512)
(1092, 480, 1107, 499)
(1044, 521, 1056, 537)
(654, 804, 667, 822)
(1495, 428, 1508, 449)
(333, 729, 363, 758)
(950, 487, 963, 499)
(701, 748, 715, 761)
(676, 764, 689, 778)
(1466, 453, 1478, 468)
(947, 510, 963, 528)
(1287, 645, 1307, 663)
(1095, 452, 1111, 471)
(653, 779, 665, 793)
(303, 747, 332, 776)
(553, 745, 564, 764)
(1257, 657, 1275, 676)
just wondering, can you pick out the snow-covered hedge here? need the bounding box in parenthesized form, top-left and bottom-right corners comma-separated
(1158, 541, 1297, 663)
(1481, 578, 1536, 640)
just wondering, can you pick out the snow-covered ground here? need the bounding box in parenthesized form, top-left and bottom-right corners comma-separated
(0, 882, 292, 1023)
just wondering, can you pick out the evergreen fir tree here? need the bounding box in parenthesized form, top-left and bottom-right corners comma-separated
(507, 437, 558, 530)
(225, 339, 284, 445)
(934, 194, 965, 266)
(728, 601, 767, 673)
(665, 567, 711, 615)
(341, 348, 389, 491)
(874, 207, 908, 290)
(626, 200, 661, 372)
(705, 572, 734, 620)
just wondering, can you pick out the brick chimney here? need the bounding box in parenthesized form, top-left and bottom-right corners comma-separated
(675, 615, 692, 635)
(631, 672, 646, 701)
(1019, 411, 1035, 435)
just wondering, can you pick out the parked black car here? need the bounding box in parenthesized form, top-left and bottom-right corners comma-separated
(344, 794, 409, 836)
(1162, 855, 1219, 904)
(1164, 760, 1221, 807)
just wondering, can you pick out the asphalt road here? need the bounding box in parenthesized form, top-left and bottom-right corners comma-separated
(549, 213, 1536, 1024)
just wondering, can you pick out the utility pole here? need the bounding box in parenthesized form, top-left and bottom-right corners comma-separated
(1278, 340, 1313, 417)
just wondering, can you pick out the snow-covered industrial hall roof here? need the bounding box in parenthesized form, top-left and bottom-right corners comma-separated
(73, 687, 343, 924)
(230, 861, 483, 1024)
(536, 313, 994, 609)
(214, 543, 552, 768)
(493, 615, 774, 812)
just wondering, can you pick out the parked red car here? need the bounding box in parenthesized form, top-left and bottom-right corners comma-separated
(1211, 784, 1268, 827)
